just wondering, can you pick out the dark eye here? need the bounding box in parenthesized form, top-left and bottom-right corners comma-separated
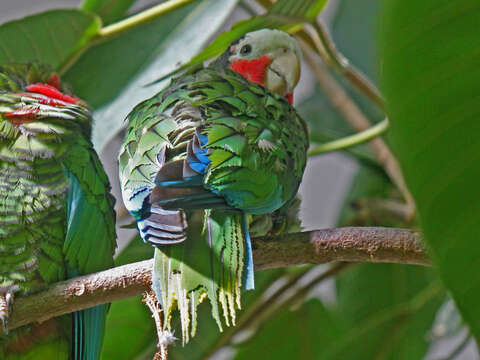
(240, 44, 252, 55)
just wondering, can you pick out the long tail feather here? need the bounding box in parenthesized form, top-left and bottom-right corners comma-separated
(72, 305, 108, 360)
(242, 214, 255, 291)
(152, 210, 248, 344)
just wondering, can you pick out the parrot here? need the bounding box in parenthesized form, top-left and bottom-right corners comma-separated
(119, 28, 308, 343)
(0, 63, 116, 359)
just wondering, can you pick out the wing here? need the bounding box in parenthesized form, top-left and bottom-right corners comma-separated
(63, 137, 116, 274)
(148, 68, 308, 214)
(62, 137, 116, 360)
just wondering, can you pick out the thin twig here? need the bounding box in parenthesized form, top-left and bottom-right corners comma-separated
(98, 0, 197, 39)
(58, 0, 198, 75)
(3, 227, 427, 334)
(143, 291, 169, 360)
(308, 118, 389, 155)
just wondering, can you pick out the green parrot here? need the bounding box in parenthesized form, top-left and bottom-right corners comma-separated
(0, 63, 116, 359)
(119, 29, 308, 343)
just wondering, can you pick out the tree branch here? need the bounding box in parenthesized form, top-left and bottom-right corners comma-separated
(6, 227, 427, 333)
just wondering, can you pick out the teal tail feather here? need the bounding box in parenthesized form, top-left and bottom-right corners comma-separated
(242, 214, 255, 290)
(72, 305, 107, 360)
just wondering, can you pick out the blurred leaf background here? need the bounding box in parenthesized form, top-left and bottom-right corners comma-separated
(0, 0, 479, 359)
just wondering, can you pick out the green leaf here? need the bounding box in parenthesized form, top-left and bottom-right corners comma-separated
(65, 1, 200, 109)
(330, 0, 384, 124)
(328, 264, 443, 360)
(64, 0, 239, 151)
(114, 235, 153, 266)
(101, 296, 156, 360)
(270, 0, 328, 21)
(0, 10, 100, 70)
(81, 0, 136, 25)
(379, 0, 480, 341)
(234, 299, 344, 360)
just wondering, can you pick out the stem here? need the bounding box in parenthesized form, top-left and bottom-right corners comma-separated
(58, 0, 198, 75)
(97, 0, 198, 39)
(308, 118, 389, 156)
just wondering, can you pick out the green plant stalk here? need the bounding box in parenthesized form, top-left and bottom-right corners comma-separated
(58, 0, 199, 75)
(308, 118, 389, 156)
(97, 0, 198, 38)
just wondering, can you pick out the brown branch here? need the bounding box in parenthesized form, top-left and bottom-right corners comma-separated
(5, 227, 427, 334)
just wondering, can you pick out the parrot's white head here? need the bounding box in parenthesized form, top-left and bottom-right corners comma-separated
(221, 29, 302, 104)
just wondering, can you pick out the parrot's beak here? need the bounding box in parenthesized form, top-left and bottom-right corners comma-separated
(264, 49, 300, 96)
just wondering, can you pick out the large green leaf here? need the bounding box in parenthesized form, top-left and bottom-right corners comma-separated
(329, 263, 442, 360)
(81, 0, 136, 25)
(234, 299, 344, 360)
(64, 0, 239, 151)
(0, 10, 100, 70)
(379, 0, 480, 340)
(64, 0, 201, 109)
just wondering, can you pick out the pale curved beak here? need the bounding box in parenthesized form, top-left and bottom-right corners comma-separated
(264, 49, 300, 96)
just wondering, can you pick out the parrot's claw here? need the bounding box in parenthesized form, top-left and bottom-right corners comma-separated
(0, 290, 14, 334)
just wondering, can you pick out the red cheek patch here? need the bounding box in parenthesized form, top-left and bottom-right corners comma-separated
(230, 55, 271, 86)
(26, 83, 80, 105)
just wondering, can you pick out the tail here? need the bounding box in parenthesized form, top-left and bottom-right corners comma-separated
(152, 210, 253, 344)
(71, 305, 108, 360)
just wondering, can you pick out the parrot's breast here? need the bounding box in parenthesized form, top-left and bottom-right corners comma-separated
(0, 148, 69, 293)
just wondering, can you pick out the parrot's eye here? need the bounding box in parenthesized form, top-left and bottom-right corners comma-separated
(240, 44, 252, 55)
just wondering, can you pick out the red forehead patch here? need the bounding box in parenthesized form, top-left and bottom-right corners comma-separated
(230, 55, 271, 85)
(26, 83, 80, 105)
